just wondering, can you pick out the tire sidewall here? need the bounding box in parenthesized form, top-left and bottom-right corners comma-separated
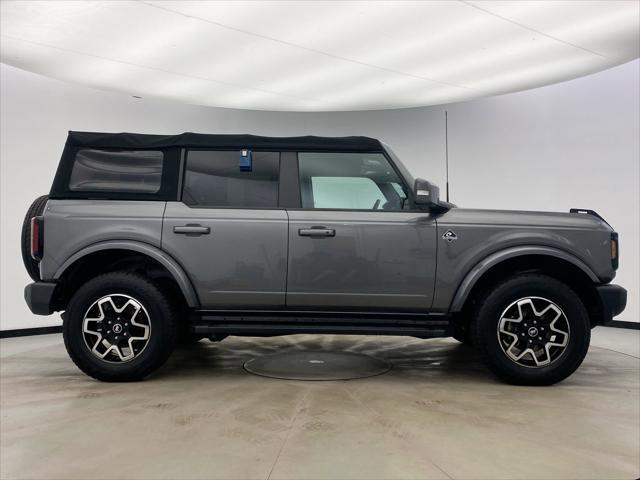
(64, 274, 175, 380)
(474, 276, 590, 385)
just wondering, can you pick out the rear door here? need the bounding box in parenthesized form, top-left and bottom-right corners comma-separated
(286, 152, 437, 311)
(162, 149, 288, 308)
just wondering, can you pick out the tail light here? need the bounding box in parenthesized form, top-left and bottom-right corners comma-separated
(611, 232, 619, 270)
(30, 216, 44, 261)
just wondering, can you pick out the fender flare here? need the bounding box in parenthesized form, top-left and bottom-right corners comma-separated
(53, 240, 200, 307)
(449, 245, 599, 312)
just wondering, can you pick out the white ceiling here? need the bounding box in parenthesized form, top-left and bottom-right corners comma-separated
(1, 1, 638, 112)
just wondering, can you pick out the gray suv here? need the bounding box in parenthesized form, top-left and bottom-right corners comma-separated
(23, 131, 626, 384)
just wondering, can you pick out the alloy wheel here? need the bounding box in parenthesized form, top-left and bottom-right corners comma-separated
(82, 294, 151, 363)
(497, 296, 570, 368)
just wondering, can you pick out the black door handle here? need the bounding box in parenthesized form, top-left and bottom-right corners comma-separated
(298, 227, 336, 238)
(174, 224, 210, 235)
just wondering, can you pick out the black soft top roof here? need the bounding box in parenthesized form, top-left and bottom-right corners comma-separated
(66, 131, 383, 152)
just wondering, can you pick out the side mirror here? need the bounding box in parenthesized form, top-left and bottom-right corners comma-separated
(413, 178, 440, 207)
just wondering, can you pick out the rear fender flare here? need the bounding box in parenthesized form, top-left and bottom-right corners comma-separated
(53, 240, 199, 307)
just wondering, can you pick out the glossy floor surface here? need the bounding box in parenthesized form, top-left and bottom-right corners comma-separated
(1, 327, 639, 480)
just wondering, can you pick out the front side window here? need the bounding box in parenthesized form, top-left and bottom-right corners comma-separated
(69, 149, 163, 193)
(298, 152, 407, 210)
(182, 150, 279, 208)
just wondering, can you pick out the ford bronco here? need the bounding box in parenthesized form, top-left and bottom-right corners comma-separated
(23, 132, 627, 384)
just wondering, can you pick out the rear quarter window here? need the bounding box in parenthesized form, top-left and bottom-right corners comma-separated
(69, 149, 163, 193)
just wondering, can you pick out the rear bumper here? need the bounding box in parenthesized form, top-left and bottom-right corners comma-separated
(24, 282, 57, 315)
(595, 284, 627, 325)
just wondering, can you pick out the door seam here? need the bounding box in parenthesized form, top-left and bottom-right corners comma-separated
(284, 209, 290, 307)
(160, 201, 168, 248)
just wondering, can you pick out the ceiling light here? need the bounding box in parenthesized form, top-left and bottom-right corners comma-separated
(1, 0, 637, 111)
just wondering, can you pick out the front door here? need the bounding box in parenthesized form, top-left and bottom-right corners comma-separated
(162, 149, 288, 308)
(286, 152, 437, 311)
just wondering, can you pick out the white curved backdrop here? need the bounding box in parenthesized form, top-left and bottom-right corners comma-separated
(1, 60, 638, 330)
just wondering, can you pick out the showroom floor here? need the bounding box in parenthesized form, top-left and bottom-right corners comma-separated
(1, 327, 638, 480)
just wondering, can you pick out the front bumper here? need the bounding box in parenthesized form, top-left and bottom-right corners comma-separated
(595, 284, 627, 325)
(24, 282, 57, 315)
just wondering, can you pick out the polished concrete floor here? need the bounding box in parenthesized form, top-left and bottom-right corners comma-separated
(1, 327, 638, 480)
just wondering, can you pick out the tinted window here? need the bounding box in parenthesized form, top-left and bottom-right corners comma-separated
(183, 150, 279, 208)
(298, 152, 407, 210)
(69, 149, 163, 193)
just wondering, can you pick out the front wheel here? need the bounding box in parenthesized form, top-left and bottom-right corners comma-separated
(63, 273, 177, 381)
(472, 274, 590, 385)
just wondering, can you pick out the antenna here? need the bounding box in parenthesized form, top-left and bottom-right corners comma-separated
(445, 110, 450, 203)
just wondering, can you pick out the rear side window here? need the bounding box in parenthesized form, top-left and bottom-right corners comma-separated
(182, 150, 279, 208)
(69, 149, 163, 193)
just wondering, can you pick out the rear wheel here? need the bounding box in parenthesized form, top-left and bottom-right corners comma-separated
(21, 195, 49, 281)
(472, 274, 590, 385)
(63, 272, 177, 381)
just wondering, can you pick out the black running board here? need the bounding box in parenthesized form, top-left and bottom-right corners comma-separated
(190, 310, 452, 338)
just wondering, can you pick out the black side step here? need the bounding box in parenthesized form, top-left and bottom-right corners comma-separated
(190, 310, 452, 338)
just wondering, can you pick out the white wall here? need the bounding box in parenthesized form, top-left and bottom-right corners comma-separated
(445, 60, 639, 326)
(1, 60, 637, 330)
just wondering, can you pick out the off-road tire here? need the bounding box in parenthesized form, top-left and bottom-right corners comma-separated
(63, 272, 177, 382)
(21, 195, 49, 281)
(472, 274, 590, 386)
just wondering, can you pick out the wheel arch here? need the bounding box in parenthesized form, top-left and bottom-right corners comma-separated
(53, 241, 199, 309)
(450, 246, 603, 327)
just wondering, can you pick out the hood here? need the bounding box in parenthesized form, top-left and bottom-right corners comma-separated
(438, 208, 612, 231)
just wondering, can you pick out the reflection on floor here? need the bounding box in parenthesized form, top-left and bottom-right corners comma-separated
(1, 326, 638, 480)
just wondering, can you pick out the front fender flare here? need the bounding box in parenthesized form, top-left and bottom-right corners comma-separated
(54, 240, 199, 307)
(449, 245, 599, 312)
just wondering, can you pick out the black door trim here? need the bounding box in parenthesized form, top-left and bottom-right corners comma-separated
(278, 151, 301, 208)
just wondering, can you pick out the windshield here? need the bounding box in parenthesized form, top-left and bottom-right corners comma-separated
(381, 143, 414, 188)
